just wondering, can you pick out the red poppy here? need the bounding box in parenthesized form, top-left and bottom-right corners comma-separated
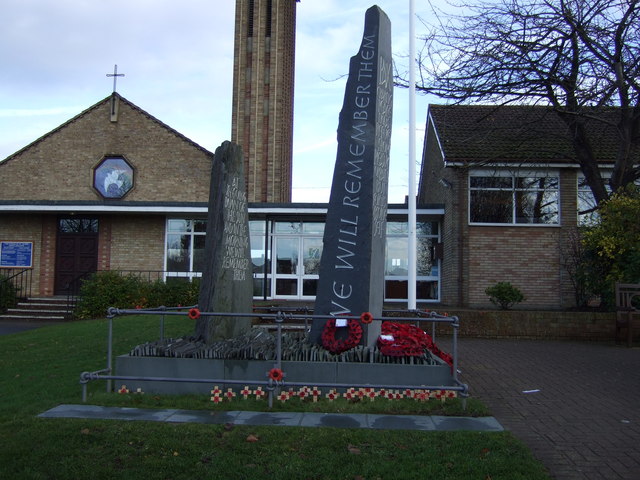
(188, 308, 201, 320)
(268, 368, 284, 382)
(360, 311, 374, 324)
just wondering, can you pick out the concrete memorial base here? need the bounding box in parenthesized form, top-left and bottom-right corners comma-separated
(115, 355, 455, 395)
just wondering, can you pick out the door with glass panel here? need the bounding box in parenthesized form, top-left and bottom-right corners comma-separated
(272, 222, 323, 299)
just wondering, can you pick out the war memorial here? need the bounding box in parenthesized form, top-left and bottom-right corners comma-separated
(82, 6, 467, 404)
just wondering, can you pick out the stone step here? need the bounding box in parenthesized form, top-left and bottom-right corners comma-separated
(1, 296, 74, 323)
(0, 313, 67, 322)
(15, 303, 70, 311)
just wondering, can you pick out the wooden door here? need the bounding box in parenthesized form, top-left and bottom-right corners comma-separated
(54, 218, 99, 295)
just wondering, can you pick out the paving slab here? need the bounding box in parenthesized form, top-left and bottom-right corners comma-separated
(165, 409, 240, 424)
(299, 412, 369, 429)
(39, 404, 178, 422)
(367, 413, 437, 431)
(430, 415, 503, 432)
(234, 411, 304, 426)
(38, 404, 502, 432)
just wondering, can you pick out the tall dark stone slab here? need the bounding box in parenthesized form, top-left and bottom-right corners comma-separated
(196, 141, 253, 344)
(310, 6, 393, 346)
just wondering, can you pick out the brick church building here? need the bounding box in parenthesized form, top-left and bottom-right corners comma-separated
(0, 1, 443, 307)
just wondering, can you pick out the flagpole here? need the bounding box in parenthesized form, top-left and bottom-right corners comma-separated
(408, 0, 417, 310)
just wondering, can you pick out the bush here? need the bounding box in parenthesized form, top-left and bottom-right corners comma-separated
(581, 186, 640, 308)
(74, 271, 200, 319)
(485, 282, 525, 310)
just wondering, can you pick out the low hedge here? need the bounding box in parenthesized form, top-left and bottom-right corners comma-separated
(74, 271, 200, 318)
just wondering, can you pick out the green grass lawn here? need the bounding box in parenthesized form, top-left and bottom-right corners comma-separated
(0, 316, 551, 480)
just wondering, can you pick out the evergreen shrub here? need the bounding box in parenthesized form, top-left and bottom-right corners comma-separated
(485, 282, 525, 310)
(74, 271, 200, 318)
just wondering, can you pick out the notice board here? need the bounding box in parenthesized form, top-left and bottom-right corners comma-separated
(0, 241, 33, 268)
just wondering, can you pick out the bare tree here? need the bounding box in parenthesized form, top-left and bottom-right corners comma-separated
(399, 0, 640, 205)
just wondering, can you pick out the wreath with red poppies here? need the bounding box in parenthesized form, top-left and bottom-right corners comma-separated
(321, 318, 363, 354)
(377, 321, 453, 367)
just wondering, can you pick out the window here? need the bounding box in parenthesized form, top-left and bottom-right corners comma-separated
(250, 220, 270, 297)
(384, 220, 440, 302)
(165, 219, 206, 280)
(59, 218, 98, 233)
(93, 156, 134, 199)
(470, 171, 559, 225)
(578, 173, 639, 225)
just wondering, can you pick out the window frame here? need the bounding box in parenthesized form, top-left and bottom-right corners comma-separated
(468, 169, 560, 226)
(164, 218, 207, 281)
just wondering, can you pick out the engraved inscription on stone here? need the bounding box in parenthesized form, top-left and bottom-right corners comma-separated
(221, 177, 250, 281)
(196, 141, 253, 344)
(311, 6, 392, 347)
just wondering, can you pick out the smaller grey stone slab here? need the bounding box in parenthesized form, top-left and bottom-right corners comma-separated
(430, 415, 504, 432)
(38, 404, 177, 422)
(300, 413, 369, 429)
(367, 414, 436, 431)
(233, 411, 304, 426)
(166, 409, 240, 424)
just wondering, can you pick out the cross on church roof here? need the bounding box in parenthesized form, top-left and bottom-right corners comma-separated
(106, 64, 125, 93)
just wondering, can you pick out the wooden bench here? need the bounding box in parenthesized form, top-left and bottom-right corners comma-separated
(615, 283, 640, 347)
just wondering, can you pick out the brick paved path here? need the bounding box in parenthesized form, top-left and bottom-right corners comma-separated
(455, 338, 640, 480)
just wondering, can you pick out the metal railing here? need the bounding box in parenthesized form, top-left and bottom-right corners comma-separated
(0, 268, 32, 312)
(80, 307, 469, 408)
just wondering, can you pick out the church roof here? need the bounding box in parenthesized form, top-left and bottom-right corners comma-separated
(0, 93, 213, 165)
(428, 104, 625, 166)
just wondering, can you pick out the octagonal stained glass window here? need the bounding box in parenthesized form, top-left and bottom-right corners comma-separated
(93, 156, 134, 199)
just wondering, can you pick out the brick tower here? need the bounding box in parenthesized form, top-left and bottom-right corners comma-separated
(231, 0, 298, 203)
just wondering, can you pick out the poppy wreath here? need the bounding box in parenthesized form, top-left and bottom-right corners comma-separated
(321, 318, 363, 354)
(378, 321, 453, 367)
(188, 308, 201, 320)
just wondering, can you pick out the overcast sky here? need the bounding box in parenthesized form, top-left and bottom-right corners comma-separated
(0, 0, 440, 203)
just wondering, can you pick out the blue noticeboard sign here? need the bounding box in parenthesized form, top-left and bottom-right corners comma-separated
(0, 241, 33, 268)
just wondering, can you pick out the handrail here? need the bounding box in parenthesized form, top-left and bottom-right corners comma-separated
(0, 268, 32, 312)
(64, 270, 97, 319)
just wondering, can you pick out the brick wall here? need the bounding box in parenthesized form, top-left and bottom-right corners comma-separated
(0, 214, 45, 296)
(109, 216, 165, 271)
(434, 309, 617, 341)
(0, 98, 213, 203)
(468, 226, 562, 309)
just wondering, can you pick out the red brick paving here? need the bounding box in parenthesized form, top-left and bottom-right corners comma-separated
(453, 338, 640, 480)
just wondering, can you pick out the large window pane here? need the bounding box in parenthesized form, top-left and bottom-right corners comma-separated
(470, 190, 512, 223)
(166, 234, 190, 271)
(416, 237, 434, 276)
(275, 238, 298, 274)
(385, 237, 408, 276)
(302, 237, 322, 275)
(470, 172, 559, 224)
(192, 235, 206, 272)
(515, 190, 558, 224)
